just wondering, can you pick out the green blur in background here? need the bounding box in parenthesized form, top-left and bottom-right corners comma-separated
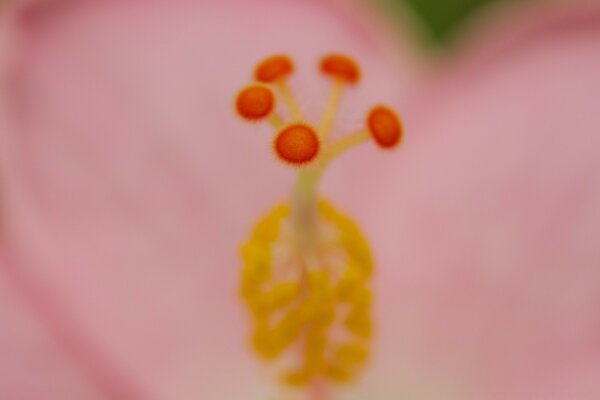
(384, 0, 511, 45)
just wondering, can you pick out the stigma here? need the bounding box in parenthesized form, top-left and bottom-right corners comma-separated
(235, 54, 403, 393)
(235, 53, 403, 166)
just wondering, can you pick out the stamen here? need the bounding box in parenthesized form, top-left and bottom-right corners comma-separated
(241, 201, 374, 390)
(367, 105, 403, 148)
(274, 124, 320, 165)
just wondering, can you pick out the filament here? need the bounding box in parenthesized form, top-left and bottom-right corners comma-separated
(319, 77, 345, 140)
(268, 113, 285, 130)
(276, 78, 304, 120)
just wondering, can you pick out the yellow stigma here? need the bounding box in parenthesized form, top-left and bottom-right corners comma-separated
(236, 54, 404, 397)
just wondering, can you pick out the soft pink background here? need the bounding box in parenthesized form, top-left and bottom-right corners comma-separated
(0, 0, 599, 399)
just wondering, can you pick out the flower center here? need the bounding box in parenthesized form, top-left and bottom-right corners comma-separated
(235, 54, 403, 397)
(241, 200, 373, 388)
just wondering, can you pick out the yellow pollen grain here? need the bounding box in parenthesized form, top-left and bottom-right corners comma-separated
(240, 200, 373, 387)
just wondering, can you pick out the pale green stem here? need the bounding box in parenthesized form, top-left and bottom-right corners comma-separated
(291, 166, 324, 251)
(290, 129, 369, 245)
(318, 78, 344, 141)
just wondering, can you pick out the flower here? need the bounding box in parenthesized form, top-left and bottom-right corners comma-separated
(0, 0, 599, 399)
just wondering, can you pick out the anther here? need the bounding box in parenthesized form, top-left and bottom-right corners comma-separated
(274, 124, 320, 165)
(255, 55, 294, 83)
(236, 84, 275, 121)
(320, 54, 360, 85)
(367, 106, 403, 148)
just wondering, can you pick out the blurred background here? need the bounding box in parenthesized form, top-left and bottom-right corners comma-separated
(1, 0, 599, 399)
(381, 0, 512, 45)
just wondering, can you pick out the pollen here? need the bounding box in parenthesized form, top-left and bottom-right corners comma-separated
(274, 124, 320, 165)
(367, 105, 403, 148)
(240, 200, 373, 387)
(255, 55, 294, 83)
(320, 54, 360, 84)
(235, 84, 275, 120)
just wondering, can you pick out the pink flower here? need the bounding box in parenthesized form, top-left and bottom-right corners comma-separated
(0, 0, 599, 399)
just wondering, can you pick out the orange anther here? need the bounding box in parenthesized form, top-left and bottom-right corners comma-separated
(255, 55, 294, 83)
(367, 106, 403, 148)
(236, 84, 275, 120)
(320, 54, 360, 84)
(274, 124, 320, 165)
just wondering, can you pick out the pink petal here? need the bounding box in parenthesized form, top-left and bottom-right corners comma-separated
(0, 0, 416, 398)
(367, 3, 600, 399)
(0, 261, 107, 399)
